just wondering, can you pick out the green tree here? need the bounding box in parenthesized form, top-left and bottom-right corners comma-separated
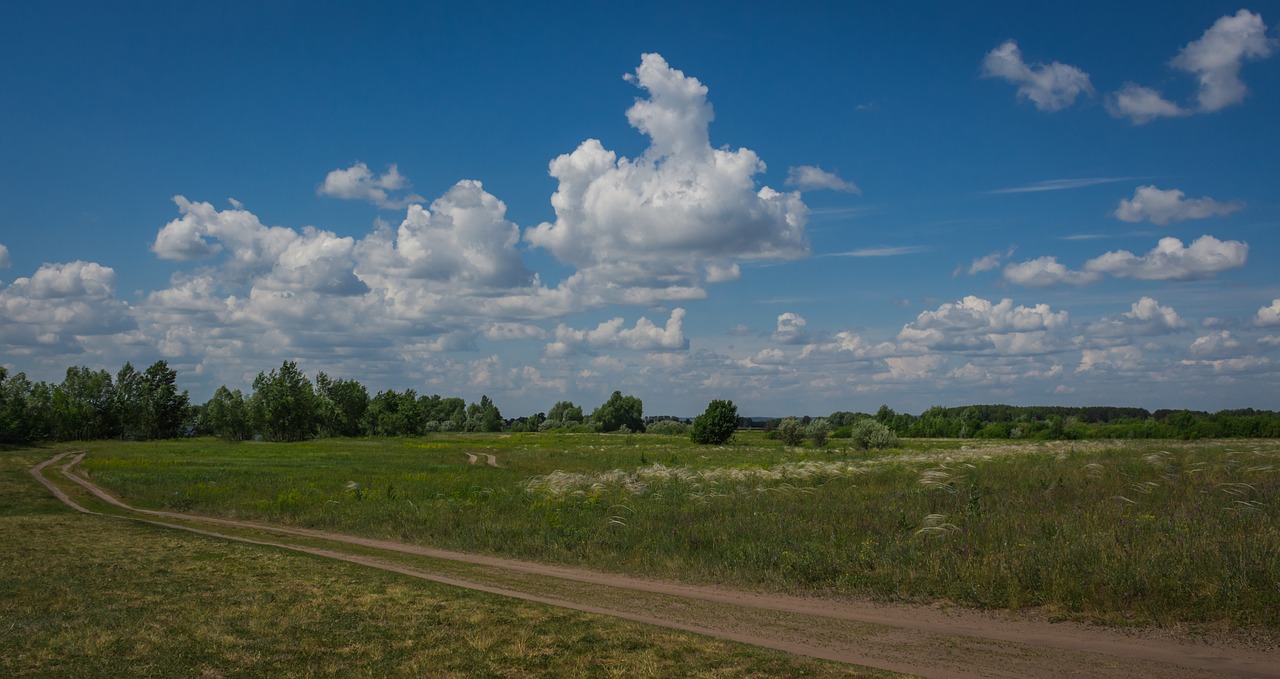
(142, 360, 189, 439)
(547, 400, 584, 424)
(690, 399, 738, 444)
(314, 372, 370, 437)
(250, 361, 319, 442)
(202, 386, 252, 442)
(53, 366, 116, 440)
(590, 391, 644, 433)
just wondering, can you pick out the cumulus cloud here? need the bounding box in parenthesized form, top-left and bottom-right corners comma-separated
(0, 261, 134, 351)
(1105, 83, 1187, 124)
(785, 166, 861, 194)
(957, 246, 1015, 277)
(1083, 235, 1248, 281)
(546, 308, 689, 356)
(1255, 299, 1280, 326)
(1088, 297, 1187, 338)
(0, 243, 10, 269)
(1173, 9, 1273, 112)
(357, 180, 531, 289)
(524, 53, 809, 304)
(772, 312, 810, 344)
(1003, 256, 1101, 288)
(1113, 185, 1243, 225)
(1107, 9, 1273, 123)
(483, 322, 549, 341)
(897, 296, 1070, 355)
(982, 40, 1094, 111)
(1077, 346, 1143, 373)
(1189, 330, 1242, 357)
(318, 162, 424, 209)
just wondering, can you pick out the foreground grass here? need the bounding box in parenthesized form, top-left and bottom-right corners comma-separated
(76, 434, 1280, 630)
(0, 445, 886, 677)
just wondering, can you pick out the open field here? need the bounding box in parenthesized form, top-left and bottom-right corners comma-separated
(1, 444, 893, 678)
(70, 433, 1280, 631)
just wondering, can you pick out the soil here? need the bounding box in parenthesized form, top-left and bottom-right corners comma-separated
(32, 451, 1280, 678)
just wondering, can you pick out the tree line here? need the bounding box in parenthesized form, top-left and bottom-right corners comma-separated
(4, 359, 1279, 444)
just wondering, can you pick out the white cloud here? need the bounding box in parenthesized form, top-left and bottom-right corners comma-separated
(897, 296, 1070, 355)
(0, 244, 10, 269)
(483, 322, 549, 341)
(957, 247, 1014, 277)
(1077, 345, 1143, 373)
(524, 53, 809, 304)
(772, 312, 809, 344)
(317, 162, 424, 209)
(1255, 299, 1280, 326)
(1172, 9, 1273, 112)
(357, 180, 531, 289)
(0, 261, 134, 352)
(785, 166, 861, 194)
(546, 308, 689, 356)
(1083, 235, 1248, 281)
(982, 40, 1094, 111)
(1113, 185, 1243, 225)
(879, 355, 946, 381)
(1260, 335, 1280, 347)
(1088, 297, 1186, 338)
(1189, 330, 1242, 357)
(985, 177, 1129, 194)
(1106, 10, 1273, 123)
(1003, 256, 1101, 288)
(1105, 83, 1186, 124)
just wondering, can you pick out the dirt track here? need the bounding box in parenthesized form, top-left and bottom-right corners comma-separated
(33, 451, 1280, 678)
(465, 452, 501, 467)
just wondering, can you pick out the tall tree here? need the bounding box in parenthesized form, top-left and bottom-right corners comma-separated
(250, 360, 319, 442)
(691, 399, 737, 444)
(202, 386, 252, 442)
(590, 391, 644, 433)
(142, 360, 189, 439)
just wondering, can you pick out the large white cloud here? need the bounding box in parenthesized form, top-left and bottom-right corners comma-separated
(1003, 256, 1100, 288)
(1087, 297, 1187, 338)
(317, 162, 424, 209)
(0, 261, 134, 352)
(545, 308, 689, 357)
(356, 180, 531, 289)
(897, 296, 1070, 355)
(1107, 9, 1272, 123)
(1173, 9, 1273, 112)
(524, 53, 809, 304)
(1113, 186, 1243, 225)
(982, 40, 1094, 111)
(1083, 235, 1248, 281)
(1255, 299, 1280, 326)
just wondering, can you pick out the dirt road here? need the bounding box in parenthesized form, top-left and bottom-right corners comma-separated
(34, 452, 1280, 678)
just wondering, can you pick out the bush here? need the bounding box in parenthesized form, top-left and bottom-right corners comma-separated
(850, 419, 896, 449)
(647, 419, 689, 435)
(691, 399, 738, 445)
(775, 417, 805, 446)
(806, 418, 832, 448)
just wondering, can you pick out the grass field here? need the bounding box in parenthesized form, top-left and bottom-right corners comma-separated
(68, 433, 1280, 630)
(0, 444, 892, 678)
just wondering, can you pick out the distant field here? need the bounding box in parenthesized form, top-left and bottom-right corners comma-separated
(2, 444, 887, 677)
(75, 433, 1280, 629)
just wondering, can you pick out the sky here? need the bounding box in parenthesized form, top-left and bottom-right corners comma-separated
(2, 1, 1279, 417)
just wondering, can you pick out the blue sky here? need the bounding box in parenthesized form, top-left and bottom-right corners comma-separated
(2, 1, 1278, 417)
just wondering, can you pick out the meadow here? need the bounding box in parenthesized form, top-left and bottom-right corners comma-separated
(2, 444, 889, 677)
(75, 433, 1280, 630)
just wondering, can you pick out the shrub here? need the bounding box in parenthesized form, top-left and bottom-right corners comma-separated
(775, 417, 805, 446)
(647, 419, 689, 435)
(850, 419, 896, 449)
(806, 418, 832, 448)
(691, 400, 738, 445)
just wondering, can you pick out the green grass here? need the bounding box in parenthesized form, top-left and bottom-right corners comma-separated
(0, 444, 892, 678)
(73, 434, 1280, 629)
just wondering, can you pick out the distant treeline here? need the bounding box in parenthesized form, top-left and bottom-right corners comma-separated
(766, 405, 1280, 441)
(3, 360, 1279, 443)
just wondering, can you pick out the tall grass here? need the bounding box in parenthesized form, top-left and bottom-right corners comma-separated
(79, 435, 1280, 628)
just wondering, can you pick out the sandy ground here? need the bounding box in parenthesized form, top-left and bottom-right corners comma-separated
(31, 451, 1280, 678)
